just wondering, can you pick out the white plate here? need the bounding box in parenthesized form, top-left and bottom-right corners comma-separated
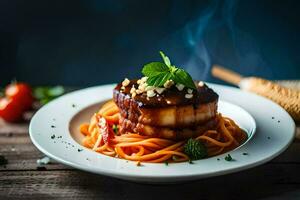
(29, 83, 295, 183)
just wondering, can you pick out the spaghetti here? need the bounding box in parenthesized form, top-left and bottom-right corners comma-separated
(80, 100, 247, 163)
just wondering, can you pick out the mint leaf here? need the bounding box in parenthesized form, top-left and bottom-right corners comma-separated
(142, 62, 169, 77)
(159, 51, 171, 66)
(141, 52, 196, 89)
(147, 72, 172, 87)
(172, 68, 196, 89)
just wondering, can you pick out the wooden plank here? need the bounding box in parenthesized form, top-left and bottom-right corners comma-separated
(1, 163, 300, 200)
(0, 135, 31, 144)
(0, 110, 299, 199)
(0, 118, 30, 136)
(0, 143, 70, 171)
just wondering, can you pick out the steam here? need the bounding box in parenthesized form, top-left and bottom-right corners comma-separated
(162, 0, 273, 81)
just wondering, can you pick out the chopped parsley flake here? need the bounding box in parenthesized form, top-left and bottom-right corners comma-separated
(51, 125, 55, 128)
(225, 154, 233, 161)
(242, 153, 248, 155)
(165, 161, 169, 166)
(78, 149, 83, 152)
(112, 124, 119, 134)
(51, 134, 55, 139)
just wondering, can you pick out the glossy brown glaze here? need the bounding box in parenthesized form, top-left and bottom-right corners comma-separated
(113, 80, 218, 108)
(113, 80, 219, 133)
(119, 116, 219, 140)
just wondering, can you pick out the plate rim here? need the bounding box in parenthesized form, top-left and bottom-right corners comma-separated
(29, 83, 296, 182)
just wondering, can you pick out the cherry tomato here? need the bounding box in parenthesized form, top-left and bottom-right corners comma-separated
(0, 97, 24, 122)
(5, 82, 34, 110)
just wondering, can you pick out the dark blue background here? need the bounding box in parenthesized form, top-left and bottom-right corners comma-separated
(0, 0, 299, 87)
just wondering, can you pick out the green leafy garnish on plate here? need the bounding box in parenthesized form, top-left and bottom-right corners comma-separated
(142, 51, 196, 89)
(184, 138, 207, 160)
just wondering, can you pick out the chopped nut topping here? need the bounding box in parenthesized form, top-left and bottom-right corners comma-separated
(185, 94, 193, 99)
(155, 87, 165, 94)
(122, 78, 130, 87)
(198, 81, 204, 87)
(132, 92, 136, 98)
(176, 83, 185, 91)
(138, 84, 146, 91)
(147, 90, 156, 98)
(145, 86, 154, 91)
(130, 86, 136, 94)
(187, 89, 193, 94)
(163, 80, 174, 88)
(141, 76, 148, 82)
(136, 89, 143, 94)
(121, 86, 125, 90)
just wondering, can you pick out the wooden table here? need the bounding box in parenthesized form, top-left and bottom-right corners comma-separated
(1, 116, 300, 200)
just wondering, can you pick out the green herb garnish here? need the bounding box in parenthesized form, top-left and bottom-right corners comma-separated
(142, 51, 196, 89)
(225, 154, 233, 161)
(33, 86, 65, 105)
(165, 161, 169, 166)
(112, 124, 119, 135)
(242, 153, 248, 155)
(184, 138, 207, 160)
